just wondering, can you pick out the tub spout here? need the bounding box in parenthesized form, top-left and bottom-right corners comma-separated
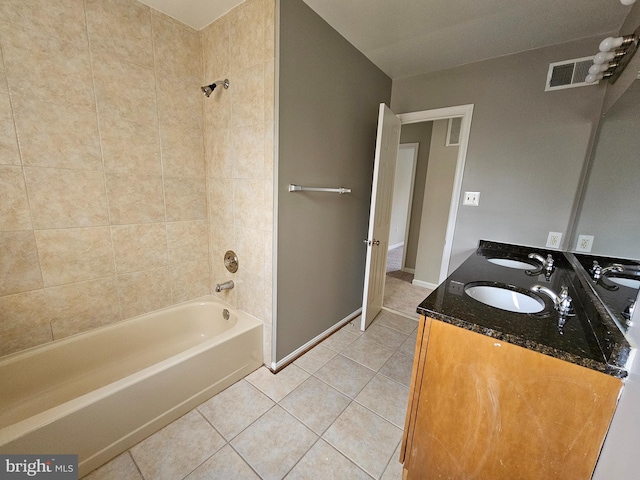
(215, 280, 234, 292)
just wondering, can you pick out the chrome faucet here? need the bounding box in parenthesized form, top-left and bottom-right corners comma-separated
(531, 284, 573, 332)
(590, 261, 623, 280)
(527, 253, 555, 276)
(215, 280, 234, 292)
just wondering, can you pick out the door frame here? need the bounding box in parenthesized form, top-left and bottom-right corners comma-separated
(397, 104, 474, 285)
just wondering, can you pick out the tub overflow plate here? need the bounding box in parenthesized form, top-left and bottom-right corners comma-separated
(224, 250, 238, 273)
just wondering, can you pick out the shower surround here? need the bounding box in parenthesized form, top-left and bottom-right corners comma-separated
(0, 0, 275, 365)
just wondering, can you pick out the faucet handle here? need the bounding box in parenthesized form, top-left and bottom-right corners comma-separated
(557, 285, 573, 316)
(591, 261, 602, 279)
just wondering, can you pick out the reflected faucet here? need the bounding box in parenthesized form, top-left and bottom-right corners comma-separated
(590, 261, 624, 290)
(590, 261, 624, 280)
(215, 280, 234, 292)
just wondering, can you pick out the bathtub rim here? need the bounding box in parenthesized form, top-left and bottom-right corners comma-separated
(0, 295, 250, 366)
(0, 295, 263, 446)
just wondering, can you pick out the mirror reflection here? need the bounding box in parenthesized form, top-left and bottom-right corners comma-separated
(571, 78, 640, 260)
(570, 77, 640, 332)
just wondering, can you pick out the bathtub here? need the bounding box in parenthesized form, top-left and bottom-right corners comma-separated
(0, 295, 262, 476)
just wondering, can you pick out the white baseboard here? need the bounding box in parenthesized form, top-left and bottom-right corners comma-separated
(270, 308, 362, 372)
(403, 267, 415, 274)
(412, 279, 438, 290)
(388, 242, 404, 251)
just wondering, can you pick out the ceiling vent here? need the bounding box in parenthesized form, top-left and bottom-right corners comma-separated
(545, 56, 596, 91)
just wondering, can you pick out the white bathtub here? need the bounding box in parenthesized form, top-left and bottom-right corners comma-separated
(0, 295, 262, 476)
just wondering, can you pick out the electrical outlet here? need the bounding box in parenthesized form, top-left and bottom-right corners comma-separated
(448, 280, 464, 295)
(576, 235, 594, 252)
(546, 232, 562, 249)
(463, 191, 480, 206)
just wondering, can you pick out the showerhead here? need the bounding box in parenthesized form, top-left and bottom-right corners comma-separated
(201, 84, 216, 97)
(201, 79, 230, 97)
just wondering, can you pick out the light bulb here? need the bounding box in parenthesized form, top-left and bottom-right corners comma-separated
(599, 36, 624, 52)
(620, 0, 636, 6)
(593, 51, 616, 64)
(585, 73, 603, 84)
(589, 63, 610, 75)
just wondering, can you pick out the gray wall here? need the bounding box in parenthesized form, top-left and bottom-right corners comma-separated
(399, 123, 433, 270)
(414, 120, 458, 286)
(391, 37, 607, 272)
(276, 0, 391, 362)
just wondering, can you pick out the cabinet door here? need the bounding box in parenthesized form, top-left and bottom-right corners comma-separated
(405, 318, 622, 480)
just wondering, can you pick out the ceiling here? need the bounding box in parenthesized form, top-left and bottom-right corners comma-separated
(139, 0, 633, 79)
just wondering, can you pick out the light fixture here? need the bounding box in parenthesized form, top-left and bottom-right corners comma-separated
(586, 24, 640, 84)
(620, 0, 636, 6)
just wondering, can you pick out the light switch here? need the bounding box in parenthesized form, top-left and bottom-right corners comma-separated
(463, 192, 480, 206)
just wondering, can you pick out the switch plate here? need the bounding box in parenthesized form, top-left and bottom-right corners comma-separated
(546, 232, 562, 249)
(576, 235, 594, 252)
(463, 191, 480, 206)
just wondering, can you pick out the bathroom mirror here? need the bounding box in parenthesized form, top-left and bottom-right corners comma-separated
(568, 77, 640, 334)
(570, 77, 640, 260)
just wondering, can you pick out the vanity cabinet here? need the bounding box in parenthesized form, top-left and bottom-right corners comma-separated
(401, 316, 622, 480)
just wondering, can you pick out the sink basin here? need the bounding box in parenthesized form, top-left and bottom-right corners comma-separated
(487, 258, 537, 270)
(607, 276, 640, 289)
(465, 284, 545, 314)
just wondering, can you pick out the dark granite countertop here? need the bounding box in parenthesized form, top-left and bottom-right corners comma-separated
(416, 241, 631, 378)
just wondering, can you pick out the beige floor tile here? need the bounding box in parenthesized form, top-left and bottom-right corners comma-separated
(198, 379, 274, 440)
(185, 445, 259, 480)
(245, 365, 309, 402)
(279, 376, 350, 435)
(231, 406, 317, 480)
(379, 352, 414, 387)
(375, 310, 419, 335)
(344, 315, 365, 335)
(321, 328, 359, 352)
(83, 452, 142, 480)
(285, 439, 370, 480)
(383, 272, 431, 319)
(361, 323, 408, 350)
(398, 331, 418, 358)
(314, 354, 375, 399)
(323, 402, 403, 479)
(130, 410, 225, 480)
(381, 442, 404, 480)
(355, 374, 410, 428)
(341, 336, 395, 371)
(293, 344, 338, 374)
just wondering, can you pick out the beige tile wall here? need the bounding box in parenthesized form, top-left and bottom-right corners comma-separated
(202, 0, 275, 366)
(0, 0, 212, 357)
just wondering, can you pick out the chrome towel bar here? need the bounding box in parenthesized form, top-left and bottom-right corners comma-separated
(288, 184, 351, 194)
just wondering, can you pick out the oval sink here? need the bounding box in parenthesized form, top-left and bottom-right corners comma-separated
(465, 284, 545, 314)
(487, 258, 537, 270)
(607, 276, 640, 289)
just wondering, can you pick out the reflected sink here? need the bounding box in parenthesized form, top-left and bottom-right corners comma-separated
(607, 276, 640, 289)
(465, 284, 545, 314)
(487, 258, 537, 270)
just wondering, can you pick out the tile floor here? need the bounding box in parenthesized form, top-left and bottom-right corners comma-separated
(83, 309, 418, 480)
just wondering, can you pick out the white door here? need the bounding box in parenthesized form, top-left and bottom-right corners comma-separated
(361, 104, 401, 330)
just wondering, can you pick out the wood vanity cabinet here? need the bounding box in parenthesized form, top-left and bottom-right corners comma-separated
(400, 316, 622, 480)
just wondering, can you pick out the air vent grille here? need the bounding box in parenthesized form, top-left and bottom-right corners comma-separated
(545, 56, 596, 91)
